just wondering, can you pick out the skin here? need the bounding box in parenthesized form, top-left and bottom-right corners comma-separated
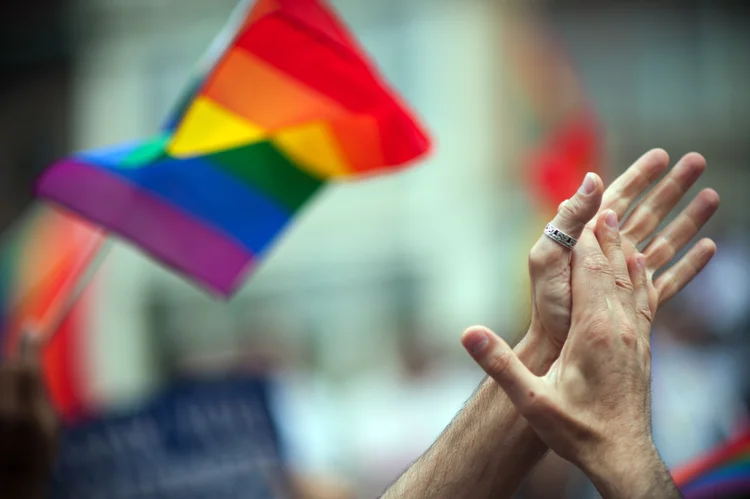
(383, 150, 717, 498)
(465, 210, 682, 498)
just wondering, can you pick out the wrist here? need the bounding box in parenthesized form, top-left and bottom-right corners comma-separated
(583, 440, 678, 499)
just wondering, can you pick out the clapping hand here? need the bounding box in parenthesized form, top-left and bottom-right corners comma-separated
(465, 211, 682, 498)
(524, 150, 717, 357)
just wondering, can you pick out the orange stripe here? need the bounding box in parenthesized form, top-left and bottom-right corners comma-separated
(328, 114, 384, 176)
(202, 48, 347, 130)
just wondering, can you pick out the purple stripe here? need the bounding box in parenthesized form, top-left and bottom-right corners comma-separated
(36, 159, 253, 296)
(684, 479, 750, 499)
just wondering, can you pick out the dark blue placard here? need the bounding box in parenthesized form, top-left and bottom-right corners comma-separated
(49, 376, 290, 499)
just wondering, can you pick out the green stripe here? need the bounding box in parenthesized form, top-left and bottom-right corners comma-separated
(121, 135, 170, 168)
(209, 141, 323, 212)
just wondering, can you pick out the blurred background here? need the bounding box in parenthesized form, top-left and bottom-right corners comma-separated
(1, 0, 749, 497)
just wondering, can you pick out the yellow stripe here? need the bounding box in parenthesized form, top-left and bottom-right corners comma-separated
(272, 122, 350, 179)
(168, 97, 266, 157)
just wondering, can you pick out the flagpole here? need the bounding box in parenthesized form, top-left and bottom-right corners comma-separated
(21, 236, 112, 356)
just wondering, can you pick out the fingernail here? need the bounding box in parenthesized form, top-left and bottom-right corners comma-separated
(605, 210, 618, 229)
(579, 173, 596, 195)
(463, 330, 488, 355)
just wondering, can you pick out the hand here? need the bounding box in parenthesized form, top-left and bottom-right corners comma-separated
(464, 211, 682, 498)
(527, 149, 718, 356)
(0, 333, 58, 498)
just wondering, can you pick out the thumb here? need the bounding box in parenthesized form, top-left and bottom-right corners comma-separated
(529, 173, 604, 276)
(461, 326, 544, 413)
(547, 172, 604, 247)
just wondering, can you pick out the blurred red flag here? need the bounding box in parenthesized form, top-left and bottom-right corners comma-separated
(527, 110, 602, 214)
(501, 7, 604, 217)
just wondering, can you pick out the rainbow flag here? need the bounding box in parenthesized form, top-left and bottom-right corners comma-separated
(36, 0, 431, 297)
(0, 206, 104, 419)
(674, 428, 750, 498)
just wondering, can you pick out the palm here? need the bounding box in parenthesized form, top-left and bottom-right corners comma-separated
(530, 151, 718, 349)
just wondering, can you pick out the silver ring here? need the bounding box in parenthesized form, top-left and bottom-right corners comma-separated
(544, 223, 577, 250)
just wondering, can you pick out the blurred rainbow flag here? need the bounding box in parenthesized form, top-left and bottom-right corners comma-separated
(0, 206, 105, 419)
(36, 0, 431, 297)
(674, 428, 750, 498)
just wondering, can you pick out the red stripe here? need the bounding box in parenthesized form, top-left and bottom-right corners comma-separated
(235, 12, 431, 167)
(236, 15, 380, 112)
(43, 293, 87, 421)
(273, 0, 363, 53)
(673, 432, 750, 486)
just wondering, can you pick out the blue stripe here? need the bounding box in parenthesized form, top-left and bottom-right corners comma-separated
(77, 140, 145, 164)
(684, 461, 750, 490)
(85, 153, 291, 255)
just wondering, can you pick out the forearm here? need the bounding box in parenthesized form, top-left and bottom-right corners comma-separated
(381, 333, 558, 499)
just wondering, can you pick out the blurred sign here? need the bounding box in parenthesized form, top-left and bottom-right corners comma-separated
(50, 376, 289, 499)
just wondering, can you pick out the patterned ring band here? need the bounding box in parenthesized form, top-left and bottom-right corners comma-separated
(544, 223, 578, 250)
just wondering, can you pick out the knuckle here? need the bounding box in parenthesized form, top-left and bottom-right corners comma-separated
(585, 314, 614, 344)
(588, 330, 611, 349)
(582, 254, 612, 276)
(620, 330, 639, 348)
(590, 311, 612, 329)
(614, 276, 634, 292)
(486, 351, 514, 379)
(608, 234, 623, 248)
(645, 237, 672, 263)
(559, 196, 583, 222)
(638, 306, 654, 325)
(657, 278, 677, 305)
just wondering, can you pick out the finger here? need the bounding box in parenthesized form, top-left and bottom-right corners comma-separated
(598, 149, 670, 220)
(572, 229, 617, 308)
(643, 188, 720, 271)
(549, 173, 603, 242)
(655, 238, 717, 305)
(461, 326, 545, 413)
(594, 210, 633, 296)
(621, 152, 707, 245)
(628, 253, 653, 337)
(529, 173, 603, 272)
